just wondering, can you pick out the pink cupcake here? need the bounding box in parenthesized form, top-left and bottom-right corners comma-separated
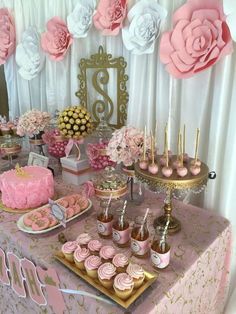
(61, 241, 79, 262)
(113, 273, 134, 300)
(84, 255, 102, 279)
(73, 247, 90, 270)
(76, 233, 92, 248)
(88, 240, 102, 255)
(112, 253, 129, 273)
(99, 245, 116, 263)
(98, 262, 116, 289)
(126, 263, 145, 289)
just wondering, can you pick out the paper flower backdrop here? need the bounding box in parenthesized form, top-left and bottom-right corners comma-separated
(122, 0, 167, 55)
(223, 0, 236, 41)
(16, 27, 45, 80)
(93, 0, 127, 36)
(41, 17, 73, 61)
(0, 8, 15, 65)
(67, 0, 96, 38)
(160, 0, 233, 79)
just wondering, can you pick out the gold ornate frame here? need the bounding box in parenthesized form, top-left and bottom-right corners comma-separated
(75, 46, 128, 129)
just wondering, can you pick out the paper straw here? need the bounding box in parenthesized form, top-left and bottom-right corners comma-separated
(138, 208, 150, 240)
(104, 193, 112, 219)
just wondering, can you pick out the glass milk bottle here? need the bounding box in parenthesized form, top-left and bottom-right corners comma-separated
(151, 228, 170, 269)
(97, 199, 114, 239)
(131, 216, 150, 258)
(112, 201, 130, 247)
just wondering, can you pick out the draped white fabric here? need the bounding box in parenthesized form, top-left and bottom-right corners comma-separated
(1, 0, 236, 311)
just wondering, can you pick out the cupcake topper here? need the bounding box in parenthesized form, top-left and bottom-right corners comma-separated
(104, 193, 112, 219)
(183, 124, 186, 155)
(119, 200, 127, 229)
(159, 219, 170, 253)
(15, 163, 28, 177)
(194, 128, 200, 162)
(143, 126, 146, 161)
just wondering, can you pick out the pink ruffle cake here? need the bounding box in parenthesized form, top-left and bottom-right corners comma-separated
(0, 166, 54, 209)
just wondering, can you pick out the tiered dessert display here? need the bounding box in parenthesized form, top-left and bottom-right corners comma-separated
(135, 126, 209, 233)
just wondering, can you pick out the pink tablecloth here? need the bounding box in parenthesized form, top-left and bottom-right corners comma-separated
(0, 177, 231, 314)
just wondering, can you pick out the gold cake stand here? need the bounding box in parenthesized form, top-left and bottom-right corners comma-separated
(135, 156, 209, 234)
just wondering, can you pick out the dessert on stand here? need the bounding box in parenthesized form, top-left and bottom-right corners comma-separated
(135, 126, 211, 233)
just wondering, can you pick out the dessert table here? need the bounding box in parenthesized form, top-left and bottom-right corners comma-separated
(0, 174, 231, 314)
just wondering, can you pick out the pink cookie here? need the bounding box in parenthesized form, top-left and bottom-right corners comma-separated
(48, 216, 58, 227)
(38, 207, 51, 217)
(65, 196, 76, 206)
(66, 207, 75, 219)
(73, 204, 81, 215)
(23, 212, 42, 227)
(57, 199, 69, 208)
(31, 217, 50, 231)
(77, 197, 89, 210)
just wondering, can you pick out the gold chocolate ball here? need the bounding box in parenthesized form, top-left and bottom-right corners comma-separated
(75, 118, 81, 125)
(72, 113, 78, 119)
(68, 111, 73, 117)
(66, 124, 71, 130)
(75, 108, 80, 113)
(69, 118, 75, 124)
(73, 125, 79, 131)
(81, 118, 87, 125)
(60, 123, 66, 129)
(79, 112, 84, 118)
(80, 125, 86, 131)
(62, 129, 68, 135)
(64, 116, 69, 122)
(68, 130, 74, 136)
(75, 131, 81, 136)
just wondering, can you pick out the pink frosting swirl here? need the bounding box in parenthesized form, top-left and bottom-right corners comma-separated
(88, 240, 102, 252)
(99, 245, 116, 260)
(74, 247, 90, 262)
(114, 273, 134, 291)
(84, 255, 102, 270)
(126, 263, 144, 279)
(76, 233, 91, 245)
(98, 262, 116, 280)
(62, 241, 78, 254)
(112, 253, 129, 268)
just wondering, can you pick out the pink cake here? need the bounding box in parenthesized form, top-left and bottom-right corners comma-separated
(0, 166, 54, 209)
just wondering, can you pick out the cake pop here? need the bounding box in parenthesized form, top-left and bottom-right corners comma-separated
(176, 133, 188, 177)
(148, 133, 158, 174)
(183, 125, 189, 162)
(139, 126, 148, 170)
(190, 128, 201, 168)
(190, 165, 201, 176)
(161, 129, 173, 177)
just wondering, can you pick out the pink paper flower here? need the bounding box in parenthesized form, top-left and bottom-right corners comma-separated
(93, 0, 127, 36)
(160, 0, 233, 78)
(0, 8, 16, 65)
(41, 17, 73, 61)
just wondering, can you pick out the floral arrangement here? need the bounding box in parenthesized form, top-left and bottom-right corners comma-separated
(159, 0, 233, 78)
(106, 126, 150, 167)
(41, 17, 73, 61)
(0, 8, 16, 65)
(16, 109, 51, 137)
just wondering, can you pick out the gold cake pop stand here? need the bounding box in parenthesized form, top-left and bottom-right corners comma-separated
(134, 156, 209, 234)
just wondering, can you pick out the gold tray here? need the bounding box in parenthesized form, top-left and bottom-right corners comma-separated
(54, 251, 158, 309)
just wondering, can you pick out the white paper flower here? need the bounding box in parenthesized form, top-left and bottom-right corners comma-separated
(16, 27, 45, 80)
(67, 0, 96, 38)
(122, 0, 167, 55)
(223, 0, 236, 41)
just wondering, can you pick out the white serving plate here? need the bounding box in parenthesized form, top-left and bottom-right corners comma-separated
(17, 198, 92, 235)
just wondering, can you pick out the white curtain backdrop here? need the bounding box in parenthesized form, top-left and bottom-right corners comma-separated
(1, 0, 236, 312)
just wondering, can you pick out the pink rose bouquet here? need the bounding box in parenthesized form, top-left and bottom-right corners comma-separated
(160, 0, 233, 78)
(17, 109, 51, 137)
(0, 8, 16, 65)
(41, 17, 73, 61)
(106, 126, 150, 167)
(93, 0, 127, 36)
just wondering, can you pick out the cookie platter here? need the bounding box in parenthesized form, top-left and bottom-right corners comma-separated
(17, 194, 92, 235)
(54, 251, 157, 309)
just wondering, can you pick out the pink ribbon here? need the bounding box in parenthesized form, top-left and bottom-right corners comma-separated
(65, 138, 84, 160)
(82, 180, 95, 198)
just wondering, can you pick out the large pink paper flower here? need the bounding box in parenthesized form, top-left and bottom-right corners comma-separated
(93, 0, 127, 36)
(0, 8, 16, 65)
(160, 0, 233, 78)
(41, 17, 73, 61)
